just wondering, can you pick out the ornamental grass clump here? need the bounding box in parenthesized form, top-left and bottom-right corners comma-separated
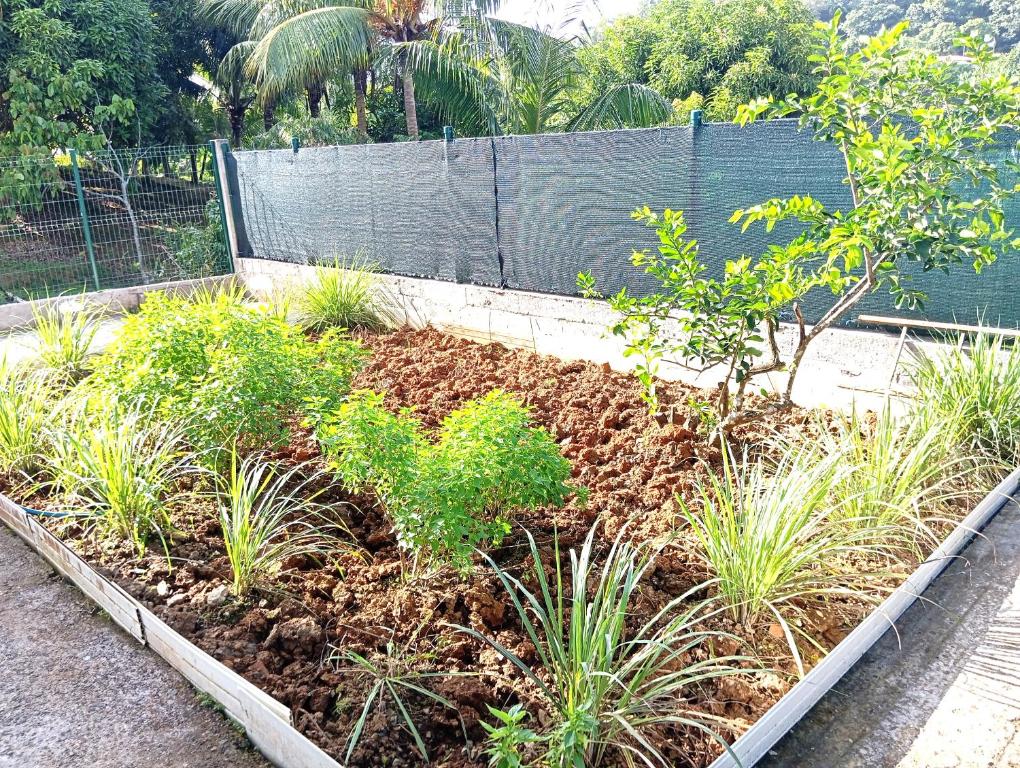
(908, 331, 1020, 467)
(329, 626, 466, 764)
(215, 449, 346, 599)
(298, 255, 398, 333)
(47, 404, 193, 557)
(317, 389, 577, 569)
(29, 297, 103, 386)
(680, 447, 906, 675)
(0, 359, 51, 480)
(802, 409, 984, 556)
(89, 285, 366, 452)
(458, 524, 746, 768)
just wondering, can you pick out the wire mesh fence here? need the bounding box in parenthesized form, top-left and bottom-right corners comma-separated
(0, 144, 232, 304)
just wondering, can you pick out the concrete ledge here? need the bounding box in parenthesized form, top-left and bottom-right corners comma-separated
(0, 275, 237, 333)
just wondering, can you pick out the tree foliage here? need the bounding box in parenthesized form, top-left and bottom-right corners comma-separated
(575, 0, 818, 123)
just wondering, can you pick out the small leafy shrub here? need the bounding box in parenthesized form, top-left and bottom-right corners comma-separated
(481, 705, 540, 768)
(29, 297, 103, 385)
(215, 449, 346, 598)
(90, 286, 366, 451)
(579, 207, 814, 417)
(298, 255, 397, 333)
(47, 403, 192, 557)
(0, 360, 51, 479)
(457, 524, 745, 768)
(585, 18, 1020, 433)
(250, 112, 362, 149)
(908, 331, 1020, 466)
(318, 390, 577, 568)
(166, 199, 229, 279)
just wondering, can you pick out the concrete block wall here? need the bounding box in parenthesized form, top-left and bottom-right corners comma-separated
(238, 258, 941, 413)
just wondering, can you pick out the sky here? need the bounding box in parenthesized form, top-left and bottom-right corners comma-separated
(494, 0, 643, 37)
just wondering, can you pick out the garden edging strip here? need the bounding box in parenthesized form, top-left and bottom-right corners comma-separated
(2, 468, 1018, 768)
(707, 465, 1020, 768)
(0, 493, 341, 768)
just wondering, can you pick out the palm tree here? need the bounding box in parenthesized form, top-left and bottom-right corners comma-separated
(202, 0, 669, 140)
(203, 0, 497, 139)
(408, 20, 672, 136)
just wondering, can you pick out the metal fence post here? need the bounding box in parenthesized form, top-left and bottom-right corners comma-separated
(291, 137, 300, 153)
(209, 139, 237, 272)
(444, 125, 455, 142)
(690, 109, 703, 129)
(68, 148, 102, 291)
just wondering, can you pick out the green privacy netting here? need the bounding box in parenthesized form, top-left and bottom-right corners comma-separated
(230, 119, 1020, 328)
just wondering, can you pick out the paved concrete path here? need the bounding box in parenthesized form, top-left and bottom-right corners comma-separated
(760, 494, 1020, 767)
(0, 524, 270, 768)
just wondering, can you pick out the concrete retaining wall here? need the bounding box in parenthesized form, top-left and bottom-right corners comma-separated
(0, 275, 236, 333)
(238, 258, 940, 413)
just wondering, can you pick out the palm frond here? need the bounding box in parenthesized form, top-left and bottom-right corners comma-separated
(248, 5, 373, 97)
(569, 82, 672, 132)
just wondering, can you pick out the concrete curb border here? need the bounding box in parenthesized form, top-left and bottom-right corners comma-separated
(0, 493, 340, 768)
(708, 465, 1020, 768)
(2, 468, 1017, 768)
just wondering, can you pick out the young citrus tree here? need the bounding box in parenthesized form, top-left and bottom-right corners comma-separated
(586, 17, 1020, 435)
(727, 16, 1020, 430)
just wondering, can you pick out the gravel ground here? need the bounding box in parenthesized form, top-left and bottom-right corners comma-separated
(760, 494, 1020, 767)
(0, 524, 270, 768)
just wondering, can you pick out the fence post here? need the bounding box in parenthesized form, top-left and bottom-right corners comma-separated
(690, 109, 703, 129)
(291, 137, 300, 154)
(443, 125, 455, 142)
(68, 148, 102, 292)
(209, 139, 238, 272)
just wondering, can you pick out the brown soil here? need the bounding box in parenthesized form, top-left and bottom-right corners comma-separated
(10, 327, 874, 767)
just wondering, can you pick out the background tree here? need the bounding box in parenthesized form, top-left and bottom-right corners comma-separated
(576, 0, 818, 123)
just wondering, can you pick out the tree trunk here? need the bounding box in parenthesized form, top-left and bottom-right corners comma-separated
(401, 65, 419, 139)
(263, 99, 276, 130)
(228, 104, 245, 148)
(307, 83, 324, 118)
(354, 69, 368, 142)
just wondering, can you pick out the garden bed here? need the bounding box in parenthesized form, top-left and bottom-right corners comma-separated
(2, 324, 1005, 768)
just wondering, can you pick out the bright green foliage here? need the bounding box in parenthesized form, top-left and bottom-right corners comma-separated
(580, 207, 818, 418)
(708, 16, 1016, 430)
(298, 256, 397, 333)
(456, 524, 745, 768)
(47, 404, 192, 557)
(909, 331, 1020, 466)
(481, 705, 540, 768)
(29, 299, 104, 387)
(250, 113, 362, 149)
(90, 287, 366, 452)
(576, 0, 817, 122)
(215, 449, 344, 598)
(1, 0, 166, 149)
(679, 447, 904, 675)
(318, 389, 576, 568)
(0, 361, 51, 480)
